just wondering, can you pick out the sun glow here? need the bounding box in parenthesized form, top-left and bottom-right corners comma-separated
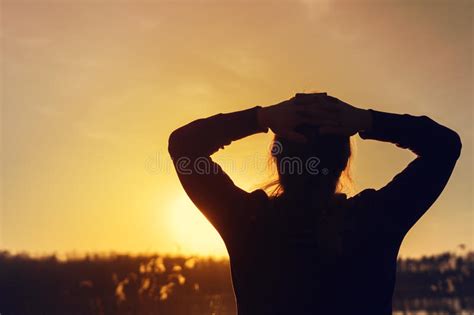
(168, 195, 228, 258)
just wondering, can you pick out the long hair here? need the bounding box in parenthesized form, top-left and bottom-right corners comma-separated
(263, 128, 354, 198)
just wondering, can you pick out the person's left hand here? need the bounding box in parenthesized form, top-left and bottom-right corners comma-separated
(297, 94, 373, 136)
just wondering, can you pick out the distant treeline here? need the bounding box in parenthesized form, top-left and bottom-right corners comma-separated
(1, 250, 473, 315)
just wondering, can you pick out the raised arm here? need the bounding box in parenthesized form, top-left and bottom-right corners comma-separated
(357, 109, 462, 234)
(320, 95, 462, 235)
(168, 94, 328, 238)
(168, 106, 268, 238)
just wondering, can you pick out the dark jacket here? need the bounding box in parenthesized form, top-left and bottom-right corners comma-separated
(168, 106, 461, 315)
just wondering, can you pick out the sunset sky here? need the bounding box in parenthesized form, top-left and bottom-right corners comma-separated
(1, 0, 472, 258)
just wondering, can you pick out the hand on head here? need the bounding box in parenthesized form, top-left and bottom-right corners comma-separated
(258, 92, 372, 142)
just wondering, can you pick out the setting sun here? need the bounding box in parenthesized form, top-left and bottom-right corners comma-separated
(168, 195, 228, 258)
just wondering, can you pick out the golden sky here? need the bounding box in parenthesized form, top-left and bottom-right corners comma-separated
(1, 0, 472, 258)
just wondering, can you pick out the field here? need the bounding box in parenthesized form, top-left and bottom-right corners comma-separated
(1, 251, 473, 315)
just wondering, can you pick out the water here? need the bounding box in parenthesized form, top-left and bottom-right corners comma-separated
(392, 297, 474, 315)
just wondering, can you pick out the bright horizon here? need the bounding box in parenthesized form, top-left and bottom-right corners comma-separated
(1, 0, 472, 259)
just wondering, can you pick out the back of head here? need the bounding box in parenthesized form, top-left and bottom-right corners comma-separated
(271, 124, 352, 199)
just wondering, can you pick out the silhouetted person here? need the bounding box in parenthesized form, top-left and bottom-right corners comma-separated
(168, 93, 461, 315)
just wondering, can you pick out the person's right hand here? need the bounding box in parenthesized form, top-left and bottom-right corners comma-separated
(257, 92, 338, 142)
(302, 95, 373, 136)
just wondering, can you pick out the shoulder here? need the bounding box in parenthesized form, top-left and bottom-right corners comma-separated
(249, 188, 270, 202)
(247, 189, 270, 219)
(347, 189, 378, 205)
(347, 189, 403, 237)
(341, 189, 375, 210)
(345, 188, 381, 221)
(221, 189, 270, 247)
(223, 189, 270, 229)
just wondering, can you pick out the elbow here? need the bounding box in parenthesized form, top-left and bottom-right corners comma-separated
(449, 130, 462, 160)
(169, 120, 209, 159)
(168, 128, 186, 159)
(440, 127, 462, 161)
(421, 115, 462, 161)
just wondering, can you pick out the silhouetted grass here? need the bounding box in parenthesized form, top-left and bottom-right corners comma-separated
(0, 250, 473, 315)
